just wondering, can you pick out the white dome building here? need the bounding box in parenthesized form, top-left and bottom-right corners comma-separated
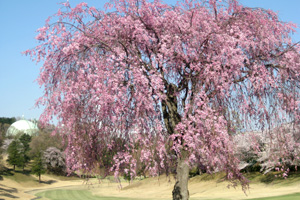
(6, 120, 39, 137)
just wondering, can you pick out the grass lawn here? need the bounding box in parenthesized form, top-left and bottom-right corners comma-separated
(35, 189, 147, 200)
(1, 168, 37, 183)
(246, 193, 300, 200)
(35, 189, 300, 200)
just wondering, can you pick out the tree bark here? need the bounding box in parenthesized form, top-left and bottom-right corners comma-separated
(173, 154, 189, 200)
(39, 174, 41, 183)
(161, 82, 189, 199)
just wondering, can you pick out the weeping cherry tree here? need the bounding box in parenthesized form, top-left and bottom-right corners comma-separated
(26, 0, 300, 199)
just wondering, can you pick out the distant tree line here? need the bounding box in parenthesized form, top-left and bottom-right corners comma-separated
(0, 120, 67, 183)
(0, 117, 16, 125)
(0, 117, 15, 171)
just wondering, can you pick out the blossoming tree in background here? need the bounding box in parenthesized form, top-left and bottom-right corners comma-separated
(234, 123, 300, 177)
(26, 0, 300, 199)
(43, 147, 66, 175)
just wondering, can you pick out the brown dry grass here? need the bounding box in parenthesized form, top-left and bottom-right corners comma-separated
(88, 174, 300, 200)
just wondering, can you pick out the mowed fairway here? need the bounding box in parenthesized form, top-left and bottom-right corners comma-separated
(248, 193, 300, 200)
(35, 189, 300, 200)
(35, 189, 134, 200)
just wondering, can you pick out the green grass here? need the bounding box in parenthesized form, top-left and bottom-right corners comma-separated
(45, 173, 81, 181)
(2, 169, 36, 183)
(35, 189, 300, 200)
(244, 171, 300, 185)
(35, 189, 148, 200)
(245, 193, 300, 200)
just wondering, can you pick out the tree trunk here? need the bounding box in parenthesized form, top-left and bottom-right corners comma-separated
(172, 155, 189, 200)
(13, 165, 15, 172)
(39, 174, 41, 183)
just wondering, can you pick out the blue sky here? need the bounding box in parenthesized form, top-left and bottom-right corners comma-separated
(0, 0, 299, 121)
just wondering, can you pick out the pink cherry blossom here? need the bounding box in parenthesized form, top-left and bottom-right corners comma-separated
(26, 0, 300, 199)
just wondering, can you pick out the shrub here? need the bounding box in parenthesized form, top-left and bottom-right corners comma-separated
(260, 173, 276, 183)
(189, 167, 200, 178)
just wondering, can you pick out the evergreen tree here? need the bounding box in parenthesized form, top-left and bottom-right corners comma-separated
(31, 153, 45, 183)
(0, 117, 16, 125)
(19, 134, 32, 171)
(7, 140, 21, 171)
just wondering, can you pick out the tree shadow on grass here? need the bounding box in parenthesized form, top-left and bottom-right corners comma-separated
(1, 167, 32, 177)
(0, 168, 13, 176)
(20, 169, 31, 176)
(39, 180, 57, 184)
(0, 183, 19, 199)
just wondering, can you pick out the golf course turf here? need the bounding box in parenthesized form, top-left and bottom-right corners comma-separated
(35, 189, 300, 200)
(246, 192, 300, 200)
(35, 189, 133, 200)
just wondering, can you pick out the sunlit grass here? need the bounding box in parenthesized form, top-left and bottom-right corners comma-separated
(35, 189, 160, 200)
(35, 189, 300, 200)
(246, 193, 300, 200)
